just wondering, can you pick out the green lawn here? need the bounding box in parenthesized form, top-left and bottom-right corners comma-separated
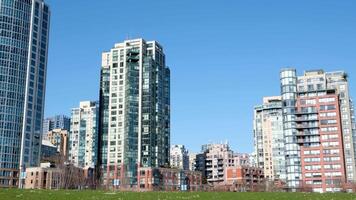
(1, 189, 356, 200)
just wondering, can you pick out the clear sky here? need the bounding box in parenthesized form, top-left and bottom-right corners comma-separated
(44, 0, 356, 153)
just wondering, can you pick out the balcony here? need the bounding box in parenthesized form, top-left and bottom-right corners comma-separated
(295, 110, 318, 115)
(295, 117, 318, 122)
(297, 138, 320, 144)
(296, 124, 319, 129)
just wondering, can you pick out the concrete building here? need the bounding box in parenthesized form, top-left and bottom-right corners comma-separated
(253, 96, 286, 182)
(69, 101, 99, 169)
(279, 69, 356, 192)
(233, 153, 251, 167)
(24, 162, 90, 189)
(98, 38, 170, 186)
(137, 167, 202, 191)
(170, 145, 189, 170)
(188, 153, 197, 171)
(42, 115, 70, 138)
(24, 163, 61, 189)
(47, 129, 69, 158)
(203, 143, 234, 184)
(0, 0, 51, 188)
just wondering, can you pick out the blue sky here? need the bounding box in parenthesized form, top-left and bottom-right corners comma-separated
(44, 0, 356, 153)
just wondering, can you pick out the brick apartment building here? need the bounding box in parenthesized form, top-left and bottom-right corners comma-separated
(137, 167, 202, 191)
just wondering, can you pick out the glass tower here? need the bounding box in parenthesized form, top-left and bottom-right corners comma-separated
(280, 69, 301, 190)
(279, 69, 356, 191)
(98, 38, 170, 187)
(0, 0, 50, 187)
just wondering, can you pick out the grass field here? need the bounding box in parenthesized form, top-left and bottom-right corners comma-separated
(1, 189, 356, 200)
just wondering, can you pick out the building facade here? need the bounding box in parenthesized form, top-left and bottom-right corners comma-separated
(170, 145, 189, 170)
(40, 140, 57, 160)
(137, 167, 202, 191)
(253, 96, 286, 182)
(24, 162, 90, 189)
(203, 143, 234, 184)
(42, 115, 70, 138)
(225, 166, 264, 192)
(233, 153, 251, 167)
(0, 0, 50, 187)
(69, 101, 99, 168)
(46, 129, 69, 158)
(278, 69, 356, 192)
(296, 92, 346, 192)
(188, 153, 197, 171)
(98, 38, 170, 186)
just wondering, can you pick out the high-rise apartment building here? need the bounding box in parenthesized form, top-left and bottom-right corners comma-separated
(278, 69, 356, 192)
(98, 39, 170, 186)
(170, 145, 189, 170)
(253, 96, 286, 181)
(42, 115, 70, 137)
(0, 0, 50, 187)
(69, 101, 99, 168)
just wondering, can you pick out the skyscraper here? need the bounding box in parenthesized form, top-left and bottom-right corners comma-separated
(0, 0, 50, 187)
(98, 38, 170, 186)
(278, 69, 356, 192)
(68, 101, 99, 168)
(253, 96, 286, 182)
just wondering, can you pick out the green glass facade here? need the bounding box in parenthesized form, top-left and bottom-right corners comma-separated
(98, 39, 170, 187)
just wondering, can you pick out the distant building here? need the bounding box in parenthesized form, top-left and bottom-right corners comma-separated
(42, 115, 70, 138)
(253, 96, 286, 181)
(137, 167, 202, 191)
(69, 101, 99, 168)
(188, 153, 197, 171)
(41, 140, 57, 160)
(203, 143, 234, 184)
(47, 129, 69, 158)
(195, 153, 207, 180)
(170, 145, 189, 170)
(233, 153, 251, 167)
(195, 143, 259, 187)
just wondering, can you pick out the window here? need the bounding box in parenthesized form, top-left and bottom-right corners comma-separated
(319, 97, 335, 103)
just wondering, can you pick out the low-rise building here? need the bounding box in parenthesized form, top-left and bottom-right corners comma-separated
(225, 166, 264, 192)
(137, 167, 202, 191)
(25, 163, 61, 189)
(24, 163, 92, 189)
(203, 143, 234, 184)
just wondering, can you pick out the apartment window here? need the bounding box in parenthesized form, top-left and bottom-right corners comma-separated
(319, 97, 335, 103)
